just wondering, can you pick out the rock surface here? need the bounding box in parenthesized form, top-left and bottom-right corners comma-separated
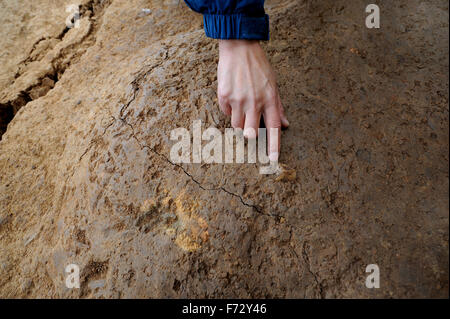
(0, 0, 448, 298)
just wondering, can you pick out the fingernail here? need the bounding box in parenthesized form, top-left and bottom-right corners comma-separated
(244, 128, 256, 139)
(281, 116, 290, 127)
(269, 152, 279, 162)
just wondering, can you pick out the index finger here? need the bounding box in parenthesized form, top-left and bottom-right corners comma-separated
(263, 105, 281, 162)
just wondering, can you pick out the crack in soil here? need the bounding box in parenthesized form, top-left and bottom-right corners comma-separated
(112, 61, 285, 220)
(301, 241, 325, 298)
(118, 54, 169, 120)
(0, 0, 112, 139)
(117, 114, 282, 219)
(79, 116, 116, 161)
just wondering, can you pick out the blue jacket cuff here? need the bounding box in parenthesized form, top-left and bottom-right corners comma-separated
(203, 13, 269, 40)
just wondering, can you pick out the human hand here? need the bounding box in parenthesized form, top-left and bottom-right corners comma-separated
(217, 39, 289, 162)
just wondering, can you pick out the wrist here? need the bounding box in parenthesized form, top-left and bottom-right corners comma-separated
(218, 39, 260, 52)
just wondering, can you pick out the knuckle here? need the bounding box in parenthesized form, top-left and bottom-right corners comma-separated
(253, 95, 265, 106)
(253, 103, 263, 113)
(217, 86, 230, 99)
(245, 97, 263, 113)
(266, 91, 278, 104)
(218, 97, 227, 107)
(218, 91, 229, 102)
(244, 103, 259, 112)
(230, 95, 246, 106)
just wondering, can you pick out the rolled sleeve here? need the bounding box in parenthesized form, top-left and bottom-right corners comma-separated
(184, 0, 269, 40)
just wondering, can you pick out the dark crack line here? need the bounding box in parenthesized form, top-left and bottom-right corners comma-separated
(114, 60, 283, 220)
(79, 116, 115, 161)
(117, 115, 281, 219)
(301, 241, 325, 298)
(1, 0, 113, 138)
(119, 55, 168, 120)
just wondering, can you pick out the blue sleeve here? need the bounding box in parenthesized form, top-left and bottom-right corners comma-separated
(184, 0, 269, 40)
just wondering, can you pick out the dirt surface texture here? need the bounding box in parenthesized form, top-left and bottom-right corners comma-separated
(0, 0, 448, 298)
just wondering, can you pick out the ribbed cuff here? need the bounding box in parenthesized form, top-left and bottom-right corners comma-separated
(203, 13, 269, 40)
